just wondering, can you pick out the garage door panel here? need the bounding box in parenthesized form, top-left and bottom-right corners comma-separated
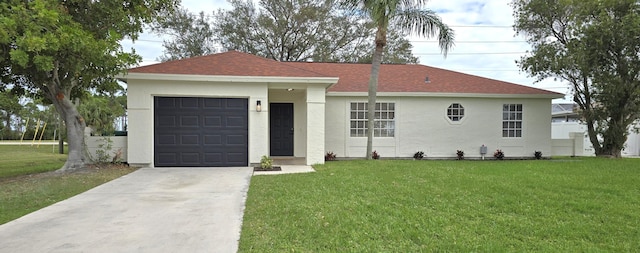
(157, 97, 177, 108)
(227, 135, 247, 145)
(226, 153, 247, 164)
(179, 116, 199, 127)
(180, 135, 199, 145)
(157, 135, 177, 145)
(226, 116, 246, 127)
(203, 99, 222, 108)
(157, 116, 177, 127)
(154, 97, 248, 167)
(226, 98, 246, 108)
(204, 116, 222, 127)
(157, 153, 177, 164)
(204, 135, 222, 145)
(178, 97, 198, 108)
(181, 153, 200, 164)
(204, 153, 222, 163)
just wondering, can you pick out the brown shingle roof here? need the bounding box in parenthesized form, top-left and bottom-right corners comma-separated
(128, 51, 561, 96)
(286, 62, 560, 95)
(128, 51, 329, 77)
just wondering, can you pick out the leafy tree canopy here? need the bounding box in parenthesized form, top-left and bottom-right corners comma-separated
(78, 93, 127, 135)
(0, 0, 178, 171)
(0, 89, 22, 139)
(513, 0, 640, 157)
(154, 0, 419, 63)
(153, 8, 217, 62)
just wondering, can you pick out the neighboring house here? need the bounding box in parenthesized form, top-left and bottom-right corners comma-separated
(120, 51, 563, 167)
(551, 103, 580, 123)
(551, 103, 640, 156)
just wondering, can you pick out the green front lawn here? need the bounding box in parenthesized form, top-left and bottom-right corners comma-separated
(0, 145, 136, 225)
(239, 158, 640, 252)
(0, 144, 67, 178)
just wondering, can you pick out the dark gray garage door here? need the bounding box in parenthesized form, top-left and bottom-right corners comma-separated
(154, 97, 248, 167)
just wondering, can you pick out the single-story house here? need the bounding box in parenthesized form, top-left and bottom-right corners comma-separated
(121, 51, 563, 167)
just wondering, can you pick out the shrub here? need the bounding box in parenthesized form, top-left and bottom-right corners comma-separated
(534, 150, 543, 160)
(413, 151, 425, 160)
(260, 155, 273, 169)
(456, 150, 464, 160)
(325, 151, 337, 161)
(494, 149, 505, 160)
(372, 150, 380, 160)
(89, 136, 123, 164)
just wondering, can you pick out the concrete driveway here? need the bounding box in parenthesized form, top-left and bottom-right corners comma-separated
(0, 167, 253, 253)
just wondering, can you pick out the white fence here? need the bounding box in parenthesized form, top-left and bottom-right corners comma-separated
(85, 136, 128, 163)
(551, 133, 585, 156)
(551, 122, 640, 156)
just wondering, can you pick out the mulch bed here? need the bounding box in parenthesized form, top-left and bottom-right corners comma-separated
(253, 166, 282, 172)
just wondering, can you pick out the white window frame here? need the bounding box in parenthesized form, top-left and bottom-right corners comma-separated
(503, 104, 523, 138)
(350, 102, 395, 137)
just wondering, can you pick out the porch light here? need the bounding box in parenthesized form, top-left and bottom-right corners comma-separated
(256, 100, 262, 112)
(287, 88, 294, 91)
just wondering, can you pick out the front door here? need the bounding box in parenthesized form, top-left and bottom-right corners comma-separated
(270, 103, 294, 156)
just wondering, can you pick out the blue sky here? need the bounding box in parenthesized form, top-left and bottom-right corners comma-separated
(121, 0, 570, 102)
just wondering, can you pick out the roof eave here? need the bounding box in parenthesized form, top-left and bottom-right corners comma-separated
(326, 92, 565, 99)
(118, 73, 338, 86)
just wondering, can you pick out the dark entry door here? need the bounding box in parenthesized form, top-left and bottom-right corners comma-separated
(154, 97, 248, 167)
(270, 103, 294, 156)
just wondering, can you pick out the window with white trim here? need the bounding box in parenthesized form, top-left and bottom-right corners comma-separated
(447, 103, 464, 121)
(350, 102, 395, 137)
(502, 104, 523, 137)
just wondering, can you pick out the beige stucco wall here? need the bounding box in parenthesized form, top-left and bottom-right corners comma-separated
(268, 87, 326, 165)
(126, 75, 332, 167)
(127, 79, 269, 167)
(305, 87, 326, 165)
(325, 95, 554, 159)
(85, 136, 128, 162)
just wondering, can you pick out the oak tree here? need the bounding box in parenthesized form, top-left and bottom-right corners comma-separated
(153, 7, 217, 62)
(513, 0, 640, 157)
(0, 0, 178, 171)
(155, 0, 419, 63)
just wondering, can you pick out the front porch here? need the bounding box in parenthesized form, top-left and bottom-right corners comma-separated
(265, 86, 327, 166)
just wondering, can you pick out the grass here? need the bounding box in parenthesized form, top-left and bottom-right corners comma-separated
(0, 145, 68, 178)
(239, 158, 640, 252)
(0, 145, 137, 225)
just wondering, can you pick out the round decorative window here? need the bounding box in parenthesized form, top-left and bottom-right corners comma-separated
(447, 103, 464, 121)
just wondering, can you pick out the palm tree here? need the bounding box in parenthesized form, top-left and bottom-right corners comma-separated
(346, 0, 455, 159)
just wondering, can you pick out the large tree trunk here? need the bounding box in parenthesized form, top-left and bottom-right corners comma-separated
(585, 113, 628, 158)
(56, 96, 87, 172)
(366, 27, 386, 159)
(600, 114, 628, 158)
(45, 84, 87, 172)
(584, 119, 603, 155)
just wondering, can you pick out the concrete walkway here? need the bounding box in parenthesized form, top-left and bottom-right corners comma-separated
(0, 167, 253, 253)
